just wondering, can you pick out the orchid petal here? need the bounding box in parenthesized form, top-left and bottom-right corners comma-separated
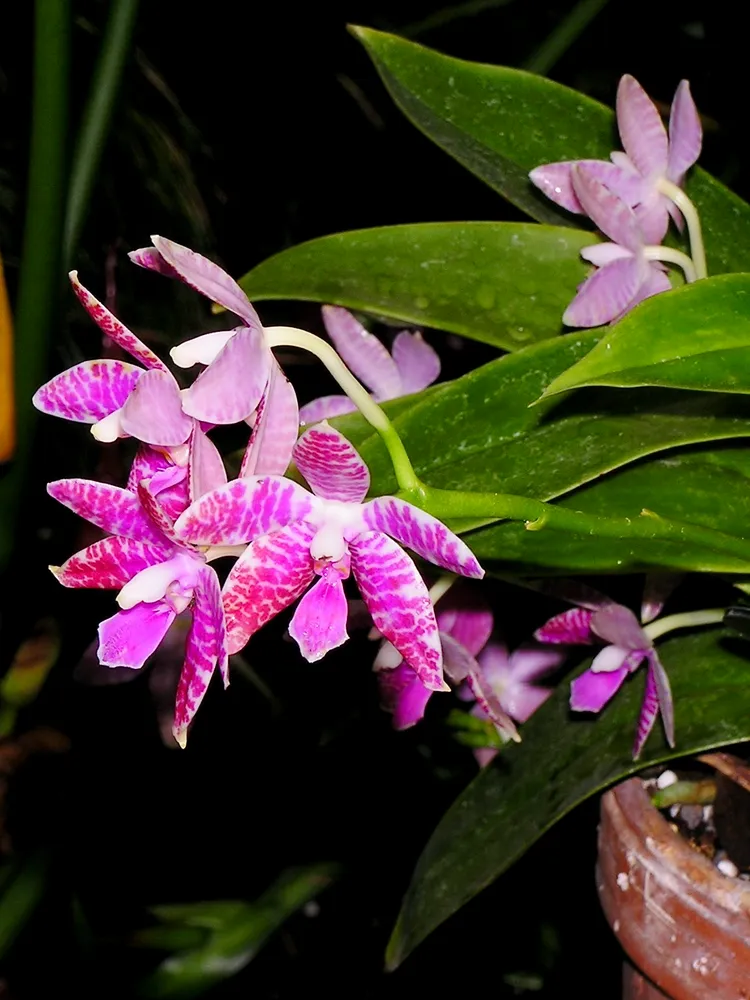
(465, 664, 520, 742)
(298, 394, 356, 425)
(571, 167, 643, 251)
(175, 476, 316, 546)
(288, 567, 349, 662)
(563, 255, 644, 328)
(534, 607, 595, 645)
(120, 369, 193, 446)
(616, 75, 668, 178)
(528, 162, 583, 213)
(391, 331, 441, 394)
(611, 265, 671, 320)
(570, 664, 629, 713)
(322, 306, 402, 398)
(293, 424, 370, 503)
(188, 426, 227, 502)
(136, 475, 178, 540)
(436, 593, 493, 658)
(378, 662, 434, 730)
(350, 531, 445, 692)
(98, 601, 177, 669)
(150, 236, 262, 328)
(580, 243, 632, 267)
(128, 246, 181, 279)
(240, 360, 298, 477)
(127, 446, 189, 523)
(507, 644, 566, 686)
(362, 497, 483, 578)
(47, 478, 168, 544)
(591, 603, 649, 650)
(642, 649, 674, 751)
(667, 80, 702, 185)
(69, 271, 168, 371)
(117, 552, 200, 610)
(181, 326, 271, 424)
(590, 643, 631, 673)
(632, 193, 670, 245)
(171, 330, 235, 369)
(496, 646, 559, 723)
(222, 520, 316, 654)
(53, 536, 170, 589)
(439, 631, 482, 685)
(632, 660, 661, 759)
(641, 572, 682, 624)
(33, 360, 141, 423)
(172, 565, 228, 747)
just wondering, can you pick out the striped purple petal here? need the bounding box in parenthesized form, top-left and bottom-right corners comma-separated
(322, 306, 401, 398)
(181, 326, 271, 424)
(53, 536, 169, 590)
(571, 167, 643, 251)
(616, 75, 668, 178)
(293, 424, 370, 503)
(120, 369, 193, 446)
(33, 360, 141, 423)
(47, 478, 168, 544)
(391, 331, 440, 395)
(240, 360, 299, 477)
(534, 607, 595, 645)
(298, 394, 356, 425)
(563, 255, 644, 328)
(127, 446, 190, 523)
(632, 649, 674, 760)
(188, 426, 227, 502)
(591, 603, 649, 650)
(528, 161, 582, 213)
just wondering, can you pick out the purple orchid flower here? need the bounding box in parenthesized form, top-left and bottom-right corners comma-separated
(534, 600, 674, 759)
(129, 237, 299, 477)
(530, 75, 702, 243)
(173, 423, 484, 691)
(48, 473, 230, 747)
(299, 306, 440, 424)
(562, 166, 672, 327)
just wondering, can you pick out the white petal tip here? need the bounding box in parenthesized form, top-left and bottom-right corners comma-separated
(48, 565, 62, 579)
(172, 727, 187, 749)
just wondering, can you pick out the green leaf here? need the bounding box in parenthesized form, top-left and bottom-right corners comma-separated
(541, 275, 750, 398)
(329, 334, 750, 528)
(138, 866, 335, 999)
(386, 628, 750, 968)
(0, 852, 50, 959)
(471, 445, 750, 574)
(239, 223, 594, 351)
(351, 26, 750, 275)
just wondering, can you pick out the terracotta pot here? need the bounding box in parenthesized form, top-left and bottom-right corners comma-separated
(597, 777, 750, 999)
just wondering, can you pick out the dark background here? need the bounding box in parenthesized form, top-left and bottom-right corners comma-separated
(0, 1, 745, 995)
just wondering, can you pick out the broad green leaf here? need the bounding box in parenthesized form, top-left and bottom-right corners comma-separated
(240, 223, 594, 351)
(470, 445, 750, 574)
(386, 628, 750, 968)
(351, 26, 750, 275)
(542, 275, 750, 398)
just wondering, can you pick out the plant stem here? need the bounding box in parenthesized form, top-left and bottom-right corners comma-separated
(657, 179, 708, 280)
(643, 246, 697, 283)
(265, 325, 421, 493)
(64, 0, 140, 266)
(644, 608, 725, 642)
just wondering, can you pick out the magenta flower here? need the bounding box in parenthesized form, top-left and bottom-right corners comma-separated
(562, 166, 671, 327)
(129, 236, 298, 477)
(530, 75, 702, 243)
(535, 600, 674, 759)
(174, 423, 484, 691)
(48, 474, 229, 747)
(299, 306, 440, 424)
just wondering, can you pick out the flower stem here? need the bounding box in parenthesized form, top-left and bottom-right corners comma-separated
(643, 246, 697, 283)
(656, 178, 708, 280)
(429, 574, 457, 606)
(265, 326, 421, 493)
(643, 608, 725, 642)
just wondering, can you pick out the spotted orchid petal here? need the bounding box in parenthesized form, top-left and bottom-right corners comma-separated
(175, 476, 316, 547)
(322, 306, 402, 398)
(350, 531, 445, 692)
(570, 664, 629, 713)
(172, 565, 228, 747)
(181, 326, 271, 424)
(127, 447, 189, 523)
(378, 661, 434, 730)
(572, 167, 643, 251)
(298, 394, 356, 425)
(148, 236, 263, 329)
(391, 331, 441, 394)
(294, 424, 370, 503)
(616, 75, 668, 179)
(534, 606, 595, 645)
(47, 479, 168, 545)
(240, 361, 299, 477)
(98, 601, 177, 669)
(288, 566, 349, 662)
(52, 536, 170, 589)
(171, 330, 236, 369)
(69, 271, 168, 372)
(632, 649, 674, 759)
(136, 476, 178, 540)
(188, 426, 227, 502)
(667, 80, 702, 185)
(33, 360, 142, 423)
(119, 369, 193, 446)
(591, 603, 649, 651)
(362, 497, 484, 578)
(563, 254, 645, 328)
(222, 520, 316, 654)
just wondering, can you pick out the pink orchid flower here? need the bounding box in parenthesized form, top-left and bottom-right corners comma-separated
(48, 472, 230, 747)
(129, 236, 298, 478)
(299, 306, 440, 424)
(530, 75, 702, 244)
(535, 599, 674, 759)
(562, 166, 671, 327)
(174, 423, 484, 691)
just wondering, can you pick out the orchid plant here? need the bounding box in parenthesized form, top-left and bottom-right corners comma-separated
(30, 30, 750, 975)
